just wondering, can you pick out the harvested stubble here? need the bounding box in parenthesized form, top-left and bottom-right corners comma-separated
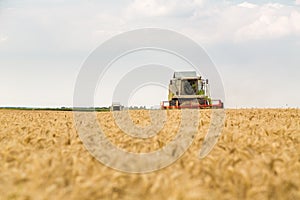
(0, 109, 299, 200)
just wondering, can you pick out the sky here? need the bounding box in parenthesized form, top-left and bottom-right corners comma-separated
(0, 0, 299, 108)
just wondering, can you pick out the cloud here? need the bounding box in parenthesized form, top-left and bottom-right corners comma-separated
(0, 2, 124, 56)
(238, 2, 257, 9)
(0, 35, 8, 42)
(123, 0, 300, 44)
(296, 0, 300, 5)
(125, 0, 205, 18)
(235, 4, 300, 41)
(0, 0, 299, 57)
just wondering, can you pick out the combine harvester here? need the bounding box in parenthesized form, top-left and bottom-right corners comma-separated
(161, 71, 223, 109)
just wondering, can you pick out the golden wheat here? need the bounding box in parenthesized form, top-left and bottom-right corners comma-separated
(0, 109, 299, 200)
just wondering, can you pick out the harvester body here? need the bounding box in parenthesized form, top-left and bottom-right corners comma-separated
(161, 71, 223, 109)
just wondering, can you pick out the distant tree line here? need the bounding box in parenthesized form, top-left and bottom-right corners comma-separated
(0, 107, 110, 112)
(125, 106, 147, 110)
(0, 105, 153, 111)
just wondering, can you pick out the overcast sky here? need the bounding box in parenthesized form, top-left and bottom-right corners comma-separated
(0, 0, 299, 108)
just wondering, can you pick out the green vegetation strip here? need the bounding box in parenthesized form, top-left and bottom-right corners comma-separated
(0, 107, 110, 112)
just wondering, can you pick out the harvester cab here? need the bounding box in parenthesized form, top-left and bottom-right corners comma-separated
(161, 71, 223, 109)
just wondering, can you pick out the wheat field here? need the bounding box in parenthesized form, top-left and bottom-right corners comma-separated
(0, 109, 299, 200)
